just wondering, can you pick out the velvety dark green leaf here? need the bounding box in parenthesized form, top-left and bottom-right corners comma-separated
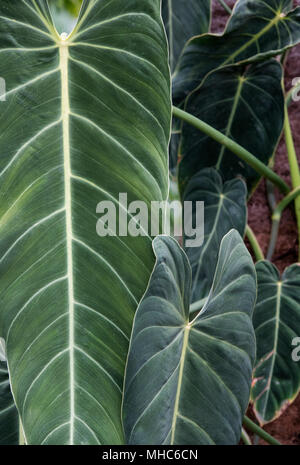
(183, 168, 247, 303)
(162, 0, 211, 73)
(123, 231, 256, 445)
(0, 341, 18, 445)
(0, 0, 170, 444)
(173, 0, 299, 99)
(252, 261, 300, 425)
(178, 60, 284, 193)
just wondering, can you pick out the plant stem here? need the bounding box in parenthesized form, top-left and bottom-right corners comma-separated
(241, 427, 252, 445)
(267, 219, 280, 261)
(284, 105, 300, 260)
(267, 186, 300, 260)
(266, 159, 277, 213)
(274, 186, 300, 217)
(243, 416, 281, 445)
(172, 106, 290, 194)
(216, 0, 232, 15)
(266, 180, 277, 212)
(245, 225, 264, 262)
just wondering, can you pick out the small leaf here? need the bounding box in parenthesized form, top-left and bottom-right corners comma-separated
(183, 168, 247, 303)
(178, 60, 284, 193)
(173, 0, 299, 99)
(252, 261, 300, 425)
(123, 231, 256, 445)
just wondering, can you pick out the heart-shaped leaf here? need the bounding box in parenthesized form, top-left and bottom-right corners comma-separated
(123, 231, 256, 445)
(178, 60, 284, 193)
(183, 168, 247, 303)
(252, 261, 300, 425)
(0, 341, 18, 445)
(0, 0, 170, 444)
(173, 0, 300, 99)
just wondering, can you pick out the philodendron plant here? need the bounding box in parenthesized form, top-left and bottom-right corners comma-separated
(0, 0, 299, 446)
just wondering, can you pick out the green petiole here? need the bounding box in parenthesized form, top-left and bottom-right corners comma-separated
(243, 416, 281, 446)
(245, 225, 264, 262)
(172, 106, 290, 194)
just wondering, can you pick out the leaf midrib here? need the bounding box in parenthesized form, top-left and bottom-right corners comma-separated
(261, 281, 282, 419)
(59, 39, 75, 444)
(170, 324, 190, 444)
(168, 0, 174, 72)
(223, 12, 284, 66)
(216, 76, 244, 169)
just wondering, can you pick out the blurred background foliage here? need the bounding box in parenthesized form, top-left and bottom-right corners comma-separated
(48, 0, 83, 33)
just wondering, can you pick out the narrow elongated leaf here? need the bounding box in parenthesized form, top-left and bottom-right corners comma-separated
(162, 0, 211, 73)
(178, 60, 284, 193)
(0, 0, 170, 444)
(252, 261, 300, 425)
(0, 340, 18, 445)
(123, 231, 256, 445)
(183, 168, 247, 303)
(173, 0, 300, 99)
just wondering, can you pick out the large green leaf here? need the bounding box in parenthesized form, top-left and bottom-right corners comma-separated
(183, 168, 247, 303)
(178, 60, 284, 193)
(251, 261, 300, 425)
(173, 0, 300, 99)
(0, 0, 170, 445)
(162, 0, 211, 74)
(0, 340, 18, 445)
(123, 231, 256, 445)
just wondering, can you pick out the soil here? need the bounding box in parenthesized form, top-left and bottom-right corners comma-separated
(211, 0, 300, 445)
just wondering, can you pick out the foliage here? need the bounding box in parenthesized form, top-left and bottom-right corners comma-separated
(0, 0, 300, 446)
(178, 61, 284, 194)
(252, 262, 300, 425)
(0, 0, 170, 445)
